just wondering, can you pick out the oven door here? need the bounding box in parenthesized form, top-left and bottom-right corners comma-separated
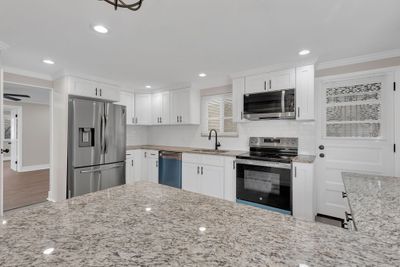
(236, 159, 292, 214)
(243, 89, 295, 120)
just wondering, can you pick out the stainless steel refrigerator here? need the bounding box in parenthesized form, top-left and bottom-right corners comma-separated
(67, 97, 126, 198)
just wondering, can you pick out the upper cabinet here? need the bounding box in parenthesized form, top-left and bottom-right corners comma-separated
(69, 77, 120, 102)
(170, 88, 200, 125)
(296, 65, 315, 121)
(152, 91, 170, 125)
(134, 94, 152, 125)
(116, 91, 135, 125)
(233, 65, 315, 122)
(232, 77, 246, 123)
(244, 68, 295, 94)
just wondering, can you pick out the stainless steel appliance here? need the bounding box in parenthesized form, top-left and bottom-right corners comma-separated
(243, 89, 296, 120)
(236, 137, 298, 214)
(67, 97, 126, 198)
(159, 151, 182, 189)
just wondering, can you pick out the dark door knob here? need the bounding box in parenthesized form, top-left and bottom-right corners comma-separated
(319, 153, 325, 158)
(319, 145, 325, 150)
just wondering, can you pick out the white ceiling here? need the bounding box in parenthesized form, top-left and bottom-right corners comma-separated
(4, 83, 50, 105)
(0, 0, 399, 89)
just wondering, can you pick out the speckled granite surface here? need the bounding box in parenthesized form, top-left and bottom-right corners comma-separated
(1, 182, 399, 266)
(342, 172, 400, 245)
(292, 155, 316, 164)
(126, 144, 246, 157)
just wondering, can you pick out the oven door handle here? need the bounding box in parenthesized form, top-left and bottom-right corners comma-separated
(281, 90, 286, 113)
(235, 159, 292, 169)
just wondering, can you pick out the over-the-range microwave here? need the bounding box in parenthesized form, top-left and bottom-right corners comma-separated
(243, 88, 295, 120)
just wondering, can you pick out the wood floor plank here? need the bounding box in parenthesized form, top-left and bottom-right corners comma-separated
(3, 161, 49, 211)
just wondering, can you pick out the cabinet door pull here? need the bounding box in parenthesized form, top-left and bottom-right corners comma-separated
(241, 111, 243, 120)
(264, 81, 267, 90)
(201, 166, 203, 175)
(144, 152, 147, 158)
(131, 160, 134, 166)
(160, 117, 162, 123)
(100, 89, 102, 97)
(297, 107, 300, 118)
(197, 166, 200, 174)
(342, 192, 347, 198)
(95, 88, 98, 96)
(180, 116, 182, 123)
(345, 211, 353, 222)
(156, 160, 158, 167)
(132, 118, 135, 124)
(269, 80, 272, 89)
(294, 166, 297, 177)
(177, 116, 179, 123)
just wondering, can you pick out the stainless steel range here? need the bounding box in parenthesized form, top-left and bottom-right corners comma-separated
(236, 137, 298, 214)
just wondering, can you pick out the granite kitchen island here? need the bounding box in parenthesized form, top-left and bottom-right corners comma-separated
(1, 181, 399, 266)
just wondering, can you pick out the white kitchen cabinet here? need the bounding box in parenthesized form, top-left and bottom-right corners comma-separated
(292, 162, 316, 221)
(224, 157, 236, 202)
(182, 153, 225, 199)
(182, 162, 199, 193)
(296, 65, 315, 120)
(232, 77, 247, 123)
(141, 149, 159, 183)
(152, 91, 170, 125)
(125, 151, 135, 184)
(268, 68, 295, 91)
(200, 165, 224, 199)
(245, 73, 268, 93)
(116, 91, 135, 125)
(170, 88, 200, 125)
(69, 77, 120, 102)
(134, 94, 152, 125)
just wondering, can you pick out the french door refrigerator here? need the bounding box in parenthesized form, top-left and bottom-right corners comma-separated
(67, 97, 126, 198)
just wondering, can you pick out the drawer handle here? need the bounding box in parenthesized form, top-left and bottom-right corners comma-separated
(342, 192, 347, 198)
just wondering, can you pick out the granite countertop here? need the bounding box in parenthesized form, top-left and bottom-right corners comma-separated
(342, 172, 400, 245)
(126, 144, 246, 157)
(292, 155, 316, 164)
(1, 182, 399, 266)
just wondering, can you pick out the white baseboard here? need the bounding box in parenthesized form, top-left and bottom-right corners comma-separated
(20, 164, 50, 172)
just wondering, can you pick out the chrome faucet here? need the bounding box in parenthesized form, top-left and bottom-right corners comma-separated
(208, 129, 221, 150)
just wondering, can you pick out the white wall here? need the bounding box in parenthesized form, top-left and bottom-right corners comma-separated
(4, 101, 50, 167)
(127, 120, 315, 155)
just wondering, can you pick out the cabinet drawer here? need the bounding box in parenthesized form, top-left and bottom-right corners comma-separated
(126, 150, 136, 159)
(182, 153, 225, 167)
(145, 150, 159, 159)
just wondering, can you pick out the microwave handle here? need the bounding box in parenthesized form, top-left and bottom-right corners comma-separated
(281, 90, 286, 113)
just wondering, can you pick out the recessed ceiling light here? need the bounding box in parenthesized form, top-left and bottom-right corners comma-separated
(2, 220, 7, 225)
(145, 207, 152, 212)
(42, 59, 55, 65)
(43, 248, 54, 255)
(298, 49, 310, 56)
(93, 25, 109, 34)
(145, 85, 152, 89)
(199, 226, 206, 232)
(198, 73, 207, 78)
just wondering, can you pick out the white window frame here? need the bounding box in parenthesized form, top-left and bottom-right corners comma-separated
(201, 93, 238, 137)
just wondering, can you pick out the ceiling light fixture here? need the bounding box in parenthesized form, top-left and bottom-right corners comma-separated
(298, 49, 310, 56)
(43, 248, 55, 255)
(145, 207, 152, 212)
(101, 0, 144, 11)
(42, 59, 55, 65)
(93, 25, 109, 34)
(145, 85, 152, 89)
(198, 73, 207, 78)
(199, 226, 206, 232)
(2, 220, 7, 225)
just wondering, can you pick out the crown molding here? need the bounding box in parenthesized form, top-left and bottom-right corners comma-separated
(230, 57, 318, 79)
(316, 48, 400, 70)
(3, 66, 53, 81)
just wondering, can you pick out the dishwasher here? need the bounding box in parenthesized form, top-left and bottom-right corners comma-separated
(159, 151, 182, 189)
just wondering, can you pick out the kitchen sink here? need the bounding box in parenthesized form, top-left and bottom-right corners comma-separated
(191, 149, 228, 154)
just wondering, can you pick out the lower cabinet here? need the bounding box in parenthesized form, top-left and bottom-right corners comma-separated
(292, 162, 316, 221)
(141, 149, 159, 183)
(125, 150, 142, 184)
(182, 153, 228, 200)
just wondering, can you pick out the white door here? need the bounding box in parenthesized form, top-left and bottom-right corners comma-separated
(200, 165, 224, 199)
(117, 91, 134, 125)
(268, 69, 295, 91)
(10, 109, 18, 171)
(135, 94, 151, 125)
(316, 72, 395, 219)
(0, 68, 4, 216)
(245, 73, 268, 93)
(161, 91, 170, 124)
(232, 77, 246, 123)
(147, 157, 159, 183)
(151, 93, 162, 124)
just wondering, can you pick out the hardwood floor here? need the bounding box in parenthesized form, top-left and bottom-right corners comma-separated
(3, 161, 49, 211)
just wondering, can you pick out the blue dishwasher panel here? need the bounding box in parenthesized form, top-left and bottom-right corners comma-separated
(159, 152, 182, 189)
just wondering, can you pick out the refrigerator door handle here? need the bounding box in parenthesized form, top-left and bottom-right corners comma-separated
(100, 115, 105, 153)
(103, 114, 108, 153)
(80, 168, 102, 174)
(80, 163, 125, 174)
(98, 171, 102, 191)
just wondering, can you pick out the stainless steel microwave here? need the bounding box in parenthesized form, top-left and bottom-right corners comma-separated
(243, 89, 295, 120)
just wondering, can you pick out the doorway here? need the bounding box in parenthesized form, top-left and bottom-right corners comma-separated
(2, 83, 51, 211)
(315, 70, 395, 219)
